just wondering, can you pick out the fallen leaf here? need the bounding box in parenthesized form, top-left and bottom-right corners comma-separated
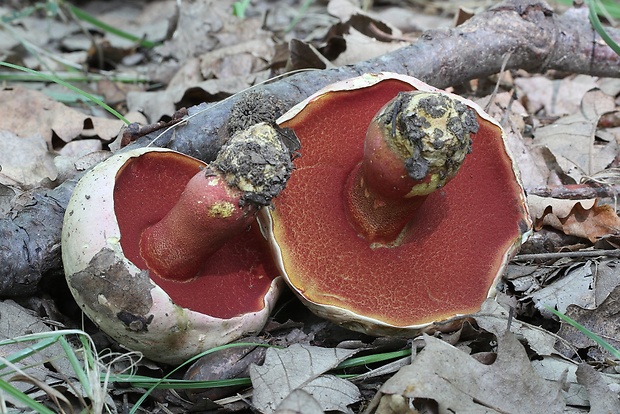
(530, 354, 620, 409)
(528, 194, 596, 221)
(0, 87, 126, 144)
(474, 299, 558, 357)
(533, 89, 616, 183)
(528, 194, 620, 242)
(527, 261, 595, 317)
(476, 294, 620, 411)
(516, 74, 598, 116)
(275, 389, 324, 414)
(576, 363, 620, 413)
(286, 39, 332, 72)
(0, 130, 57, 186)
(127, 71, 269, 123)
(250, 344, 360, 414)
(557, 285, 620, 358)
(593, 259, 620, 306)
(199, 39, 274, 79)
(374, 332, 565, 414)
(79, 0, 172, 49)
(503, 262, 561, 294)
(331, 28, 407, 67)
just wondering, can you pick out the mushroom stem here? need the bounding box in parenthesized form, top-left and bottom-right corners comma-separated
(136, 122, 294, 281)
(140, 170, 256, 281)
(344, 91, 478, 246)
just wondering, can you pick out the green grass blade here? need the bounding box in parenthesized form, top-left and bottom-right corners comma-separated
(58, 336, 93, 398)
(128, 342, 274, 413)
(111, 374, 252, 389)
(335, 349, 411, 370)
(0, 379, 57, 414)
(555, 0, 620, 18)
(0, 337, 58, 373)
(0, 61, 130, 124)
(115, 345, 410, 396)
(587, 0, 620, 55)
(545, 306, 620, 359)
(233, 0, 251, 18)
(64, 3, 159, 49)
(286, 0, 314, 33)
(0, 71, 148, 83)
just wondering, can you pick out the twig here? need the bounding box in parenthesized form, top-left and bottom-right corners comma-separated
(527, 184, 620, 199)
(513, 249, 620, 262)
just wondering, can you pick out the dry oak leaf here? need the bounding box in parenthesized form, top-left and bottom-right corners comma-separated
(532, 88, 616, 184)
(250, 344, 359, 414)
(558, 284, 620, 358)
(0, 87, 126, 144)
(373, 332, 565, 414)
(528, 194, 620, 242)
(576, 363, 620, 414)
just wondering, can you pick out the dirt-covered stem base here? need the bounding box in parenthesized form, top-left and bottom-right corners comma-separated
(344, 92, 478, 246)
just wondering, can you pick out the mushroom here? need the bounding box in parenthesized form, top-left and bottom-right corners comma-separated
(62, 123, 292, 364)
(262, 73, 531, 335)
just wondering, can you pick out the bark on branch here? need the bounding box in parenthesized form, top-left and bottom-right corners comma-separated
(1, 0, 618, 296)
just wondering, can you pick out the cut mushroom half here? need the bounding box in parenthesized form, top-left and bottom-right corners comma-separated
(62, 123, 292, 364)
(261, 72, 532, 335)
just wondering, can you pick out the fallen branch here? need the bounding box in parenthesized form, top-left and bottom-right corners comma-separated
(0, 0, 619, 296)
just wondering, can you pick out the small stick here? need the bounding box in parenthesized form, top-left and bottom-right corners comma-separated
(513, 249, 620, 262)
(527, 184, 620, 199)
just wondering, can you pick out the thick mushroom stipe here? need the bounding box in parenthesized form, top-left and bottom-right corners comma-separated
(266, 73, 531, 334)
(139, 171, 255, 281)
(345, 91, 478, 244)
(137, 123, 293, 281)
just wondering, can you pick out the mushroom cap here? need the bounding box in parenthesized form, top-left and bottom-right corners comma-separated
(62, 147, 281, 364)
(263, 72, 531, 335)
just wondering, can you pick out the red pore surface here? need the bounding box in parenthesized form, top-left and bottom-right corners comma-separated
(114, 152, 276, 319)
(273, 79, 529, 326)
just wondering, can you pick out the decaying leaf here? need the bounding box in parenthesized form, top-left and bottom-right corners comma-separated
(275, 389, 324, 414)
(576, 363, 620, 413)
(592, 259, 620, 306)
(516, 74, 599, 116)
(0, 87, 127, 144)
(532, 89, 616, 183)
(527, 261, 595, 317)
(558, 285, 620, 358)
(528, 194, 620, 242)
(474, 300, 620, 410)
(531, 354, 620, 409)
(0, 130, 57, 186)
(331, 28, 407, 67)
(373, 332, 565, 414)
(474, 299, 558, 357)
(250, 344, 360, 414)
(523, 258, 620, 317)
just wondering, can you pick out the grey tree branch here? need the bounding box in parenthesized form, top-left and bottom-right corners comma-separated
(0, 0, 618, 296)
